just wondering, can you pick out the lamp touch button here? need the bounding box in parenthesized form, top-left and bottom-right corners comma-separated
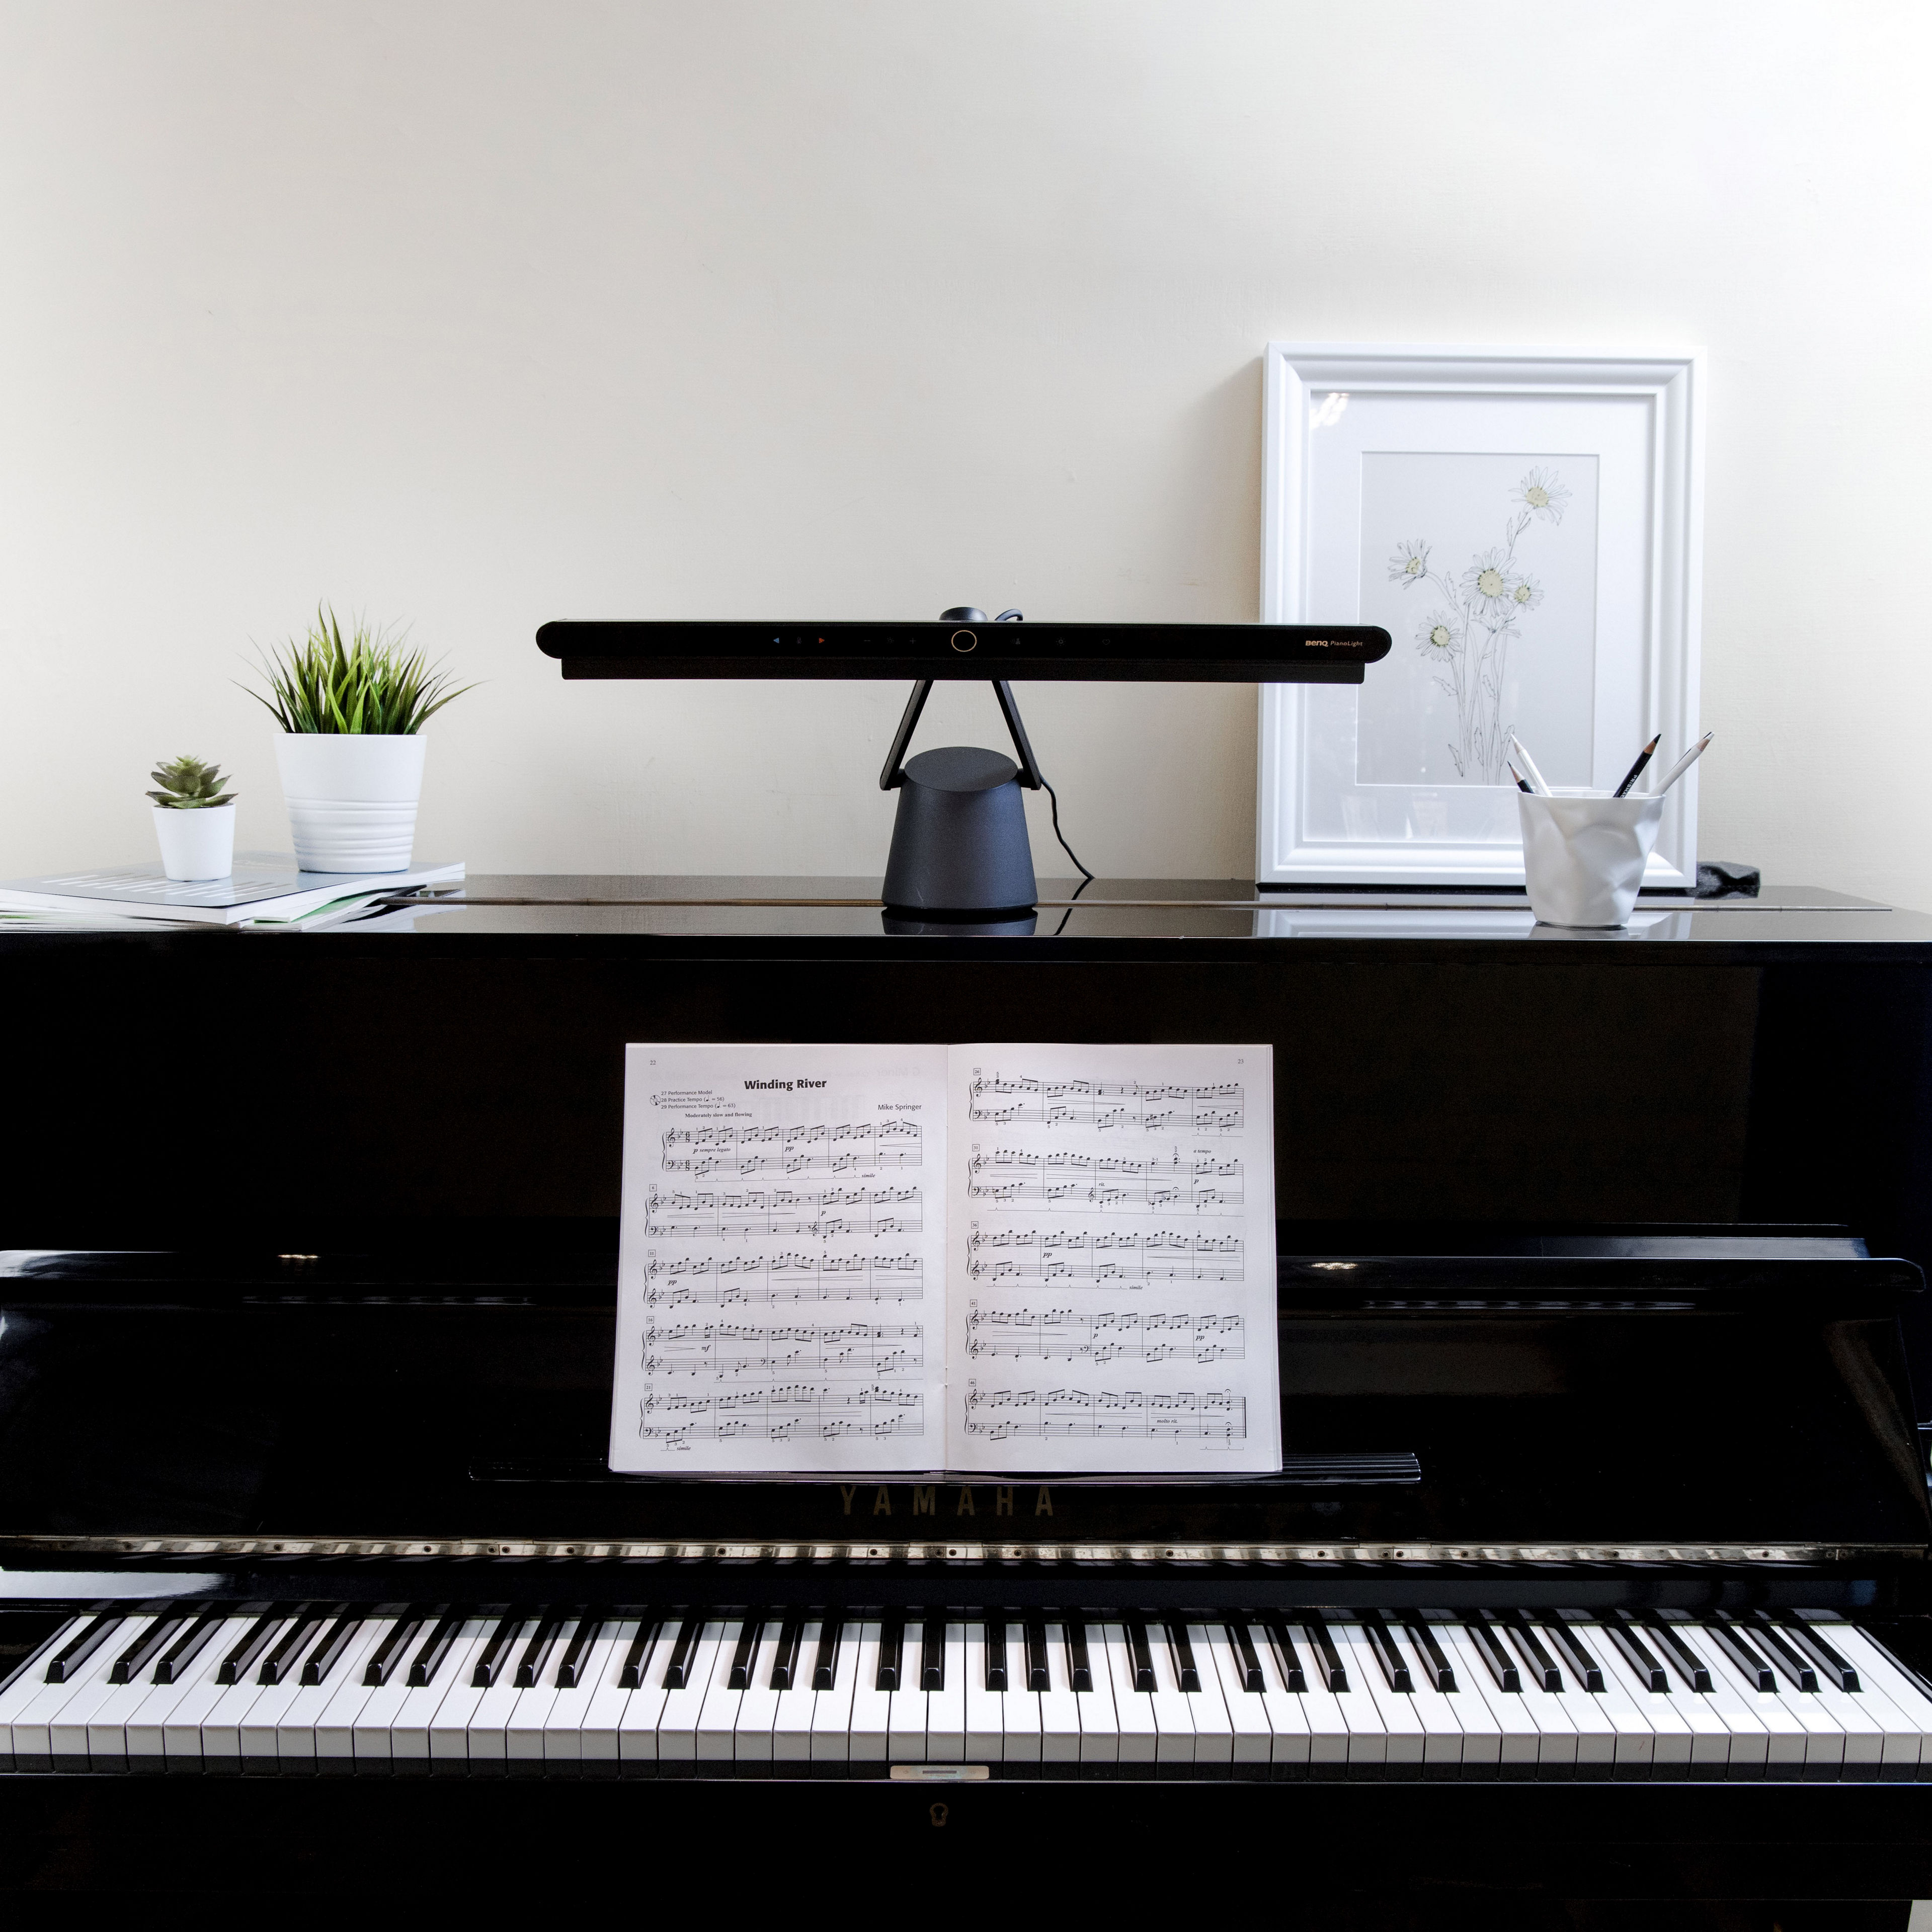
(949, 629, 978, 652)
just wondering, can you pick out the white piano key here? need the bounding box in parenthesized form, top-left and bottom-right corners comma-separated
(998, 1623, 1042, 1764)
(87, 1634, 192, 1766)
(1298, 1621, 1387, 1770)
(1037, 1623, 1085, 1765)
(45, 1616, 155, 1767)
(924, 1623, 967, 1763)
(239, 1617, 335, 1763)
(1203, 1625, 1272, 1767)
(887, 1625, 929, 1762)
(1180, 1624, 1234, 1766)
(1438, 1622, 1541, 1772)
(203, 1636, 293, 1764)
(0, 1617, 82, 1761)
(1391, 1621, 1480, 1769)
(772, 1620, 820, 1763)
(429, 1624, 507, 1763)
(385, 1621, 489, 1765)
(125, 1633, 226, 1763)
(730, 1625, 785, 1764)
(1810, 1624, 1932, 1772)
(1677, 1622, 1816, 1775)
(1254, 1623, 1334, 1769)
(282, 1618, 390, 1764)
(570, 1624, 638, 1765)
(1564, 1622, 1667, 1770)
(161, 1617, 269, 1765)
(838, 1621, 887, 1765)
(536, 1625, 614, 1766)
(657, 1622, 727, 1764)
(1334, 1621, 1426, 1770)
(613, 1622, 675, 1764)
(1524, 1621, 1617, 1773)
(1101, 1624, 1157, 1765)
(963, 1625, 1004, 1762)
(1142, 1625, 1196, 1764)
(504, 1667, 565, 1765)
(463, 1645, 530, 1764)
(694, 1619, 752, 1763)
(322, 1618, 412, 1763)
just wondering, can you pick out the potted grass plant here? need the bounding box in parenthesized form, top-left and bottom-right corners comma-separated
(148, 756, 237, 880)
(248, 607, 471, 872)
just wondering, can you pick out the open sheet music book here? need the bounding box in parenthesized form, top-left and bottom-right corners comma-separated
(610, 1042, 1279, 1477)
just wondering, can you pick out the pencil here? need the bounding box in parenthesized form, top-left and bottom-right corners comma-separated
(1612, 734, 1662, 799)
(1508, 762, 1533, 794)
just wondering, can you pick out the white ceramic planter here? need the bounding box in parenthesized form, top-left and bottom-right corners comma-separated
(275, 734, 426, 873)
(151, 803, 236, 881)
(1517, 787, 1665, 928)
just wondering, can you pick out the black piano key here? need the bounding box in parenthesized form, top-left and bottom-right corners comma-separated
(1164, 1622, 1201, 1694)
(1401, 1614, 1458, 1694)
(1643, 1614, 1714, 1694)
(1703, 1614, 1777, 1693)
(769, 1617, 805, 1692)
(555, 1616, 606, 1689)
(920, 1617, 946, 1692)
(1262, 1618, 1308, 1693)
(301, 1612, 365, 1686)
(659, 1617, 703, 1692)
(1603, 1612, 1668, 1692)
(1501, 1613, 1562, 1693)
(725, 1617, 763, 1692)
(1542, 1612, 1604, 1693)
(618, 1620, 663, 1692)
(514, 1612, 569, 1689)
(1065, 1620, 1093, 1694)
(1778, 1615, 1859, 1693)
(1359, 1613, 1411, 1693)
(1229, 1621, 1266, 1694)
(408, 1613, 466, 1688)
(471, 1614, 528, 1690)
(1126, 1619, 1157, 1694)
(218, 1611, 287, 1686)
(109, 1614, 187, 1685)
(1025, 1617, 1050, 1693)
(153, 1609, 226, 1686)
(1461, 1612, 1521, 1693)
(1299, 1614, 1349, 1694)
(1741, 1613, 1817, 1694)
(45, 1613, 125, 1684)
(876, 1619, 904, 1693)
(811, 1619, 843, 1692)
(364, 1611, 431, 1688)
(260, 1608, 328, 1685)
(984, 1621, 1008, 1693)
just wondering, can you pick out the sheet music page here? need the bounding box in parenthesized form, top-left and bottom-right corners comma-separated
(944, 1042, 1279, 1476)
(610, 1043, 948, 1474)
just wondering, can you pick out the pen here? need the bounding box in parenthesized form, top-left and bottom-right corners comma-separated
(1507, 734, 1552, 795)
(1507, 763, 1533, 794)
(1612, 733, 1662, 799)
(1649, 731, 1715, 797)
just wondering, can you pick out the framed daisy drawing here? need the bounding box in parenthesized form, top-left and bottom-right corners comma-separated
(1256, 345, 1705, 889)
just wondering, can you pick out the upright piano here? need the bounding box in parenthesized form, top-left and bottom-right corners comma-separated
(4, 877, 1932, 1916)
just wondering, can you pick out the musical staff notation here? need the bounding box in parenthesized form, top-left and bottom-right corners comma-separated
(643, 1252, 923, 1307)
(965, 1228, 1243, 1284)
(967, 1149, 1241, 1214)
(961, 1383, 1247, 1441)
(970, 1073, 1243, 1134)
(661, 1118, 921, 1177)
(965, 1307, 1244, 1365)
(643, 1183, 922, 1239)
(638, 1384, 924, 1445)
(643, 1317, 923, 1378)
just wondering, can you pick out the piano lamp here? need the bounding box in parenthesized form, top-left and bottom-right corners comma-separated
(536, 609, 1391, 919)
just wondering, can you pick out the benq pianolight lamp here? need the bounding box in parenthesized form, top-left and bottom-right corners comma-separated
(536, 610, 1391, 921)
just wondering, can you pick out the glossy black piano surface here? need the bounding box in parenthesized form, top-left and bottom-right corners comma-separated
(5, 882, 1932, 1914)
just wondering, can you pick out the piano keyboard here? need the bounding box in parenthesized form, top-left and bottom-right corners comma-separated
(3, 1605, 1927, 1781)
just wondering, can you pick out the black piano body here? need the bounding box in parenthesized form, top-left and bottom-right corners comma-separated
(4, 879, 1932, 1914)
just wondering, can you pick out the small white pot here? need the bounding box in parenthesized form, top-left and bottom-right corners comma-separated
(152, 803, 236, 881)
(1517, 787, 1665, 928)
(274, 734, 426, 873)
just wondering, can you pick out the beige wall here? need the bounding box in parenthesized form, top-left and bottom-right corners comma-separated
(2, 1, 1927, 894)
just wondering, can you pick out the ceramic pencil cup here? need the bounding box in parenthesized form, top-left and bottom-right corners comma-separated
(1517, 787, 1665, 928)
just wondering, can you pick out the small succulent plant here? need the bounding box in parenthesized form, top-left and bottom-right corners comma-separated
(147, 756, 237, 810)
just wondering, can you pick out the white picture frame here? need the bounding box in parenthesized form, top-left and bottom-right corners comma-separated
(1256, 344, 1705, 889)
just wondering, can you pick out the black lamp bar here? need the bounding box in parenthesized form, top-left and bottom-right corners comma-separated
(535, 618, 1390, 683)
